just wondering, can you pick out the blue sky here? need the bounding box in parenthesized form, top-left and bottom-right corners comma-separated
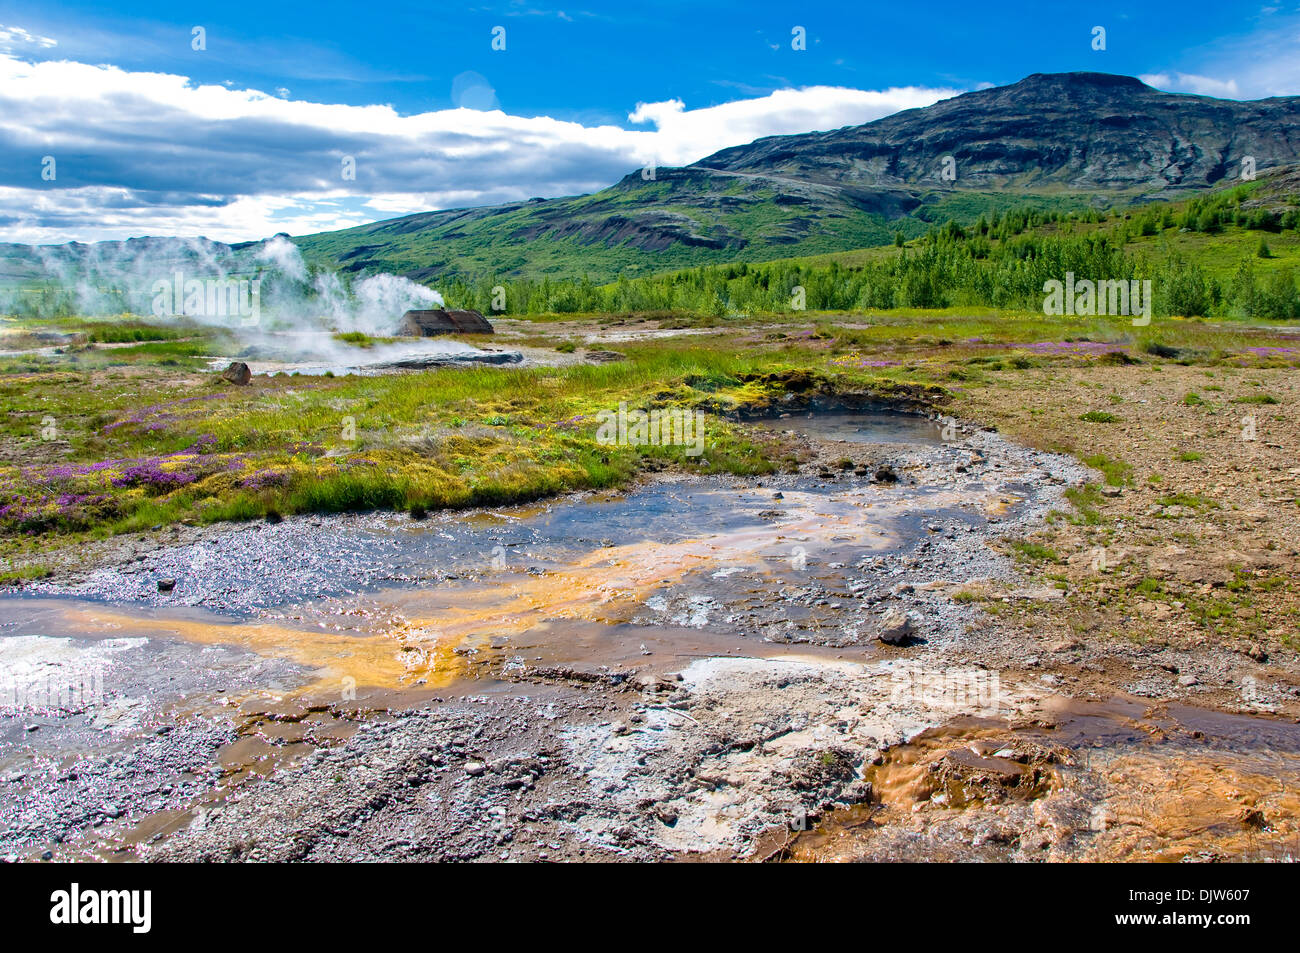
(1, 1, 1296, 243)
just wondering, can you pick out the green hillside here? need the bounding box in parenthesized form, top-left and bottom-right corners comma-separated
(293, 168, 1102, 285)
(434, 167, 1300, 321)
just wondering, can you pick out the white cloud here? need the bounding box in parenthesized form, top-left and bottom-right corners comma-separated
(0, 48, 959, 244)
(629, 85, 959, 166)
(1140, 71, 1241, 98)
(1143, 10, 1300, 100)
(0, 24, 56, 51)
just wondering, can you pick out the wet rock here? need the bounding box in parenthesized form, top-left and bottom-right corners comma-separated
(220, 361, 252, 386)
(1238, 807, 1267, 828)
(790, 747, 858, 790)
(874, 464, 899, 484)
(1009, 586, 1064, 601)
(875, 608, 916, 645)
(376, 352, 522, 370)
(636, 673, 681, 693)
(652, 805, 678, 826)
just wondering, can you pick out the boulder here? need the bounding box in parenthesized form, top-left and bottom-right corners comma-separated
(220, 361, 252, 386)
(876, 607, 916, 645)
(396, 309, 493, 336)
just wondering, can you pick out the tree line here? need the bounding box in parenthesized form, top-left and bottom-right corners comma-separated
(441, 211, 1300, 320)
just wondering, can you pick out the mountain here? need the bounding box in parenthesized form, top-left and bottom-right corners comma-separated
(290, 72, 1300, 284)
(7, 73, 1300, 293)
(700, 72, 1300, 192)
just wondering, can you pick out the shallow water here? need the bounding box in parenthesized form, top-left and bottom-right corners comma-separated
(22, 474, 992, 614)
(19, 408, 1259, 862)
(6, 478, 977, 694)
(747, 410, 946, 445)
(2, 411, 982, 808)
(214, 330, 520, 376)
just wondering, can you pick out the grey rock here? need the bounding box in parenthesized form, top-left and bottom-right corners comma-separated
(876, 608, 916, 646)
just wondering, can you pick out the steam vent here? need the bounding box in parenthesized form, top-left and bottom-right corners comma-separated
(396, 308, 494, 336)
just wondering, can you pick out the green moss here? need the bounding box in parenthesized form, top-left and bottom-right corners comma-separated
(1008, 541, 1061, 563)
(1081, 453, 1132, 486)
(1063, 485, 1106, 525)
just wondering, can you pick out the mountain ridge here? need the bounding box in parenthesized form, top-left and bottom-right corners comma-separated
(290, 71, 1300, 281)
(6, 72, 1300, 288)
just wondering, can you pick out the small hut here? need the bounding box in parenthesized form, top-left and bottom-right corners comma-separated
(396, 308, 494, 336)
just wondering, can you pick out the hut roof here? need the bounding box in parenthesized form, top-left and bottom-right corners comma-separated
(396, 309, 494, 336)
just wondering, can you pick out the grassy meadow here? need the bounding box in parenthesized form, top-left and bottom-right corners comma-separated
(2, 302, 1298, 570)
(3, 180, 1300, 573)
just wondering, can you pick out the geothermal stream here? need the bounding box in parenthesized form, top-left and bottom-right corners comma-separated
(1, 410, 1298, 862)
(217, 329, 526, 377)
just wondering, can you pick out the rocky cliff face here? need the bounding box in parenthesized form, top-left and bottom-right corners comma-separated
(696, 73, 1300, 193)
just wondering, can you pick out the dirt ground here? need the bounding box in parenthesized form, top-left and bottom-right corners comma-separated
(957, 363, 1300, 718)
